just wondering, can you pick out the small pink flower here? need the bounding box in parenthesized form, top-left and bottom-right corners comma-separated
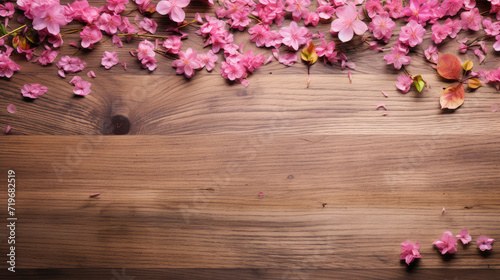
(330, 2, 367, 42)
(197, 50, 218, 71)
(396, 75, 413, 93)
(106, 0, 129, 14)
(163, 36, 182, 54)
(7, 104, 16, 114)
(139, 17, 158, 34)
(368, 13, 396, 43)
(400, 241, 421, 265)
(431, 22, 451, 44)
(460, 8, 482, 31)
(425, 44, 438, 63)
(73, 79, 92, 96)
(483, 18, 500, 36)
(317, 5, 335, 20)
(87, 70, 96, 78)
(433, 231, 458, 255)
(0, 52, 21, 78)
(248, 24, 271, 47)
(280, 21, 312, 51)
(477, 236, 495, 251)
(286, 0, 310, 21)
(98, 13, 121, 35)
(80, 25, 103, 48)
(136, 40, 155, 61)
(57, 56, 86, 73)
(101, 51, 119, 69)
(399, 20, 426, 47)
(156, 0, 190, 23)
(221, 62, 247, 80)
(0, 2, 14, 18)
(365, 0, 384, 18)
(172, 48, 203, 78)
(35, 46, 59, 66)
(384, 44, 410, 70)
(32, 2, 70, 36)
(403, 0, 432, 25)
(21, 83, 48, 99)
(304, 12, 320, 27)
(456, 229, 472, 245)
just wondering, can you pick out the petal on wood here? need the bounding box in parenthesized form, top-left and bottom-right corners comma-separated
(440, 83, 465, 110)
(437, 53, 461, 80)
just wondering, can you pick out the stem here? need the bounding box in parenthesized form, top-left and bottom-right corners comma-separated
(0, 24, 26, 40)
(248, 15, 262, 24)
(117, 33, 169, 39)
(402, 66, 410, 76)
(178, 19, 197, 28)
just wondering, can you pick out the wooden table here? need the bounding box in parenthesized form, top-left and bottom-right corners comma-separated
(1, 1, 499, 279)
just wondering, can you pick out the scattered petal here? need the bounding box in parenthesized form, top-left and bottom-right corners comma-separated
(348, 71, 352, 83)
(258, 192, 264, 199)
(376, 103, 387, 110)
(381, 91, 388, 98)
(6, 125, 11, 134)
(122, 61, 127, 70)
(87, 70, 96, 78)
(7, 104, 16, 114)
(491, 104, 500, 112)
(468, 78, 481, 89)
(477, 236, 495, 251)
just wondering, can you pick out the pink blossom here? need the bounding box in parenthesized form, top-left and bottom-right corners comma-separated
(384, 44, 410, 69)
(385, 0, 405, 19)
(119, 17, 136, 42)
(157, 0, 190, 23)
(163, 36, 182, 54)
(48, 34, 63, 48)
(21, 83, 48, 99)
(0, 2, 14, 18)
(494, 35, 500, 51)
(278, 52, 297, 66)
(98, 13, 121, 35)
(330, 2, 367, 42)
(400, 241, 421, 265)
(136, 40, 155, 61)
(396, 75, 412, 92)
(286, 0, 310, 21)
(280, 21, 312, 51)
(197, 50, 218, 71)
(474, 49, 485, 64)
(477, 236, 495, 251)
(80, 25, 102, 48)
(365, 0, 384, 18)
(31, 2, 70, 36)
(456, 229, 472, 244)
(101, 51, 119, 69)
(56, 56, 86, 73)
(317, 5, 335, 19)
(112, 35, 123, 48)
(445, 18, 461, 39)
(139, 17, 158, 34)
(368, 13, 395, 43)
(34, 45, 59, 66)
(106, 0, 129, 14)
(441, 0, 463, 16)
(221, 62, 247, 80)
(483, 18, 500, 36)
(248, 24, 271, 47)
(87, 70, 96, 78)
(424, 44, 438, 63)
(316, 38, 337, 64)
(403, 0, 432, 25)
(172, 48, 203, 78)
(0, 53, 21, 78)
(265, 30, 282, 48)
(431, 22, 451, 44)
(141, 56, 157, 71)
(73, 79, 92, 96)
(368, 41, 382, 51)
(399, 20, 426, 47)
(252, 0, 286, 25)
(433, 231, 458, 255)
(459, 43, 468, 53)
(460, 8, 482, 31)
(304, 12, 319, 26)
(7, 104, 16, 114)
(241, 50, 265, 73)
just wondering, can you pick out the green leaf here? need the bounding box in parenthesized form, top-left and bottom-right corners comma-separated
(411, 75, 426, 92)
(0, 23, 7, 36)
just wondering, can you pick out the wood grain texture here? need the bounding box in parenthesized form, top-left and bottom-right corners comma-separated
(1, 0, 500, 279)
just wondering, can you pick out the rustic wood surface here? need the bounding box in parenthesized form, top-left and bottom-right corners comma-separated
(1, 0, 500, 279)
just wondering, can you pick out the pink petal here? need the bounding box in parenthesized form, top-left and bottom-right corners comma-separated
(347, 71, 352, 83)
(7, 104, 16, 114)
(87, 70, 96, 78)
(6, 125, 11, 134)
(122, 61, 127, 70)
(381, 91, 388, 97)
(58, 69, 66, 78)
(338, 26, 354, 42)
(351, 20, 368, 35)
(376, 103, 387, 110)
(491, 103, 499, 112)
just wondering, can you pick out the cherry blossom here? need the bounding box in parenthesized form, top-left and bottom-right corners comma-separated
(285, 0, 310, 21)
(0, 51, 21, 78)
(157, 0, 190, 23)
(403, 0, 432, 25)
(31, 2, 70, 36)
(73, 79, 92, 96)
(80, 25, 103, 49)
(477, 236, 495, 251)
(399, 20, 426, 47)
(21, 83, 48, 99)
(139, 17, 158, 34)
(0, 2, 15, 18)
(330, 2, 367, 42)
(384, 43, 410, 69)
(57, 56, 86, 73)
(456, 229, 472, 244)
(197, 50, 218, 71)
(163, 36, 182, 54)
(433, 231, 458, 255)
(98, 13, 121, 35)
(316, 38, 337, 64)
(106, 0, 129, 14)
(400, 241, 421, 265)
(396, 75, 413, 92)
(172, 48, 203, 78)
(280, 21, 312, 51)
(101, 51, 119, 69)
(424, 44, 438, 63)
(460, 8, 483, 31)
(248, 24, 271, 47)
(368, 13, 396, 43)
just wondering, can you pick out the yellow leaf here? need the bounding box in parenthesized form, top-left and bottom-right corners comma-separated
(462, 60, 473, 71)
(301, 42, 317, 65)
(468, 78, 481, 89)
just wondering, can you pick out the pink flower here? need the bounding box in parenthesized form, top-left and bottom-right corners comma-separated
(368, 13, 396, 43)
(477, 236, 495, 251)
(483, 18, 500, 36)
(157, 0, 190, 23)
(304, 12, 320, 26)
(106, 0, 129, 14)
(241, 50, 265, 72)
(474, 49, 485, 64)
(431, 22, 451, 44)
(433, 231, 458, 255)
(139, 17, 158, 34)
(31, 2, 70, 36)
(98, 13, 121, 35)
(197, 50, 218, 71)
(316, 38, 337, 64)
(460, 8, 482, 31)
(330, 2, 367, 42)
(80, 25, 102, 48)
(395, 75, 412, 92)
(403, 0, 432, 25)
(73, 80, 92, 96)
(136, 40, 155, 60)
(365, 0, 384, 18)
(280, 21, 312, 51)
(384, 44, 410, 69)
(400, 241, 421, 265)
(399, 20, 426, 47)
(424, 44, 438, 63)
(0, 2, 14, 18)
(385, 0, 405, 19)
(317, 5, 335, 19)
(172, 48, 203, 78)
(163, 36, 182, 54)
(278, 52, 297, 66)
(0, 52, 21, 78)
(456, 229, 472, 245)
(494, 35, 500, 51)
(441, 0, 463, 16)
(101, 51, 119, 69)
(248, 24, 271, 47)
(57, 56, 86, 73)
(21, 83, 48, 99)
(141, 56, 157, 71)
(286, 0, 310, 21)
(221, 62, 247, 80)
